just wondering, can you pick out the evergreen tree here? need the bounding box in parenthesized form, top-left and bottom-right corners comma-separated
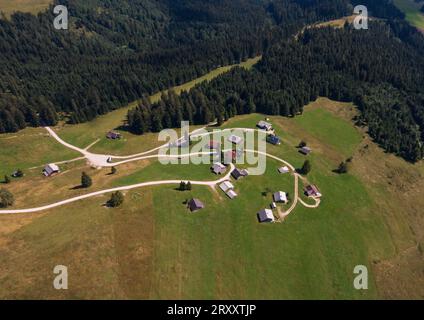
(111, 167, 117, 175)
(81, 172, 92, 188)
(108, 191, 124, 208)
(4, 175, 11, 184)
(300, 160, 311, 175)
(0, 189, 14, 208)
(179, 181, 186, 191)
(39, 106, 58, 126)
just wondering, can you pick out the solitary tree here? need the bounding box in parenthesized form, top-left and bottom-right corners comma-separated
(300, 160, 311, 175)
(4, 175, 11, 184)
(299, 140, 307, 148)
(216, 113, 223, 126)
(179, 181, 186, 191)
(108, 191, 124, 207)
(81, 172, 92, 188)
(0, 189, 14, 208)
(111, 167, 117, 175)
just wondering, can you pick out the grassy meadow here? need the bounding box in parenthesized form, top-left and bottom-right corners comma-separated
(0, 127, 80, 178)
(0, 0, 51, 18)
(394, 0, 424, 30)
(1, 98, 423, 299)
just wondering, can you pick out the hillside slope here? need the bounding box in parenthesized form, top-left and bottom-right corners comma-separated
(0, 99, 423, 299)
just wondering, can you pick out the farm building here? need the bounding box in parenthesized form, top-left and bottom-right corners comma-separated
(231, 168, 249, 180)
(106, 131, 122, 140)
(273, 191, 288, 203)
(11, 170, 24, 178)
(278, 166, 290, 174)
(257, 121, 273, 131)
(219, 181, 234, 193)
(305, 185, 322, 198)
(299, 146, 312, 155)
(226, 190, 238, 200)
(188, 198, 205, 212)
(228, 134, 243, 145)
(267, 134, 281, 145)
(175, 137, 189, 148)
(270, 202, 277, 209)
(208, 141, 221, 150)
(211, 162, 226, 175)
(257, 209, 275, 223)
(223, 150, 237, 164)
(43, 164, 60, 177)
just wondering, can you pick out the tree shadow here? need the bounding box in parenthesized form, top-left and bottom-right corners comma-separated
(70, 185, 84, 190)
(113, 124, 130, 132)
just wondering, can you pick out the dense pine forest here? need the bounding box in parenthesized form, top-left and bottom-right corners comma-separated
(1, 0, 424, 161)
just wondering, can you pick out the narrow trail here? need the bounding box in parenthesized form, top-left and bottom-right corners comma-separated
(0, 127, 321, 215)
(0, 162, 234, 215)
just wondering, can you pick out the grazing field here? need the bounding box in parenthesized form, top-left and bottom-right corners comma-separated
(0, 0, 51, 18)
(290, 102, 362, 157)
(0, 127, 80, 178)
(56, 56, 262, 155)
(315, 15, 357, 28)
(394, 0, 424, 30)
(0, 98, 423, 299)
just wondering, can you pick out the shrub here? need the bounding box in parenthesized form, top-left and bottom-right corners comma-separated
(300, 160, 311, 175)
(81, 172, 92, 188)
(0, 189, 14, 208)
(108, 191, 124, 207)
(4, 175, 11, 184)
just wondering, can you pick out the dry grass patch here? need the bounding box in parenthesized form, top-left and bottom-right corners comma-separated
(0, 189, 156, 299)
(4, 158, 152, 209)
(0, 0, 51, 18)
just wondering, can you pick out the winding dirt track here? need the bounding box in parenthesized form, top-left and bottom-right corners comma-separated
(0, 161, 234, 214)
(0, 127, 320, 215)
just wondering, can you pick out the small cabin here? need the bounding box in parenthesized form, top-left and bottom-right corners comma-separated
(208, 141, 221, 150)
(305, 185, 322, 198)
(278, 166, 290, 174)
(223, 150, 237, 164)
(43, 164, 60, 177)
(226, 190, 238, 200)
(257, 209, 275, 223)
(219, 181, 234, 193)
(267, 134, 281, 145)
(228, 135, 243, 145)
(257, 120, 273, 131)
(299, 146, 312, 155)
(212, 162, 226, 175)
(188, 198, 205, 212)
(231, 168, 249, 180)
(106, 131, 122, 140)
(273, 191, 288, 204)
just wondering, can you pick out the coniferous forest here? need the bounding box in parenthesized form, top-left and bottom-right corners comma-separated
(1, 0, 424, 161)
